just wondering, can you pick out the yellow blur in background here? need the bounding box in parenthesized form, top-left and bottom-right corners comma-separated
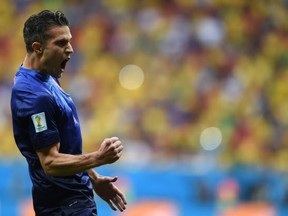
(1, 0, 288, 215)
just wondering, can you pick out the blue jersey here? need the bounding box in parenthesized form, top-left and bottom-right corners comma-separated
(10, 66, 95, 215)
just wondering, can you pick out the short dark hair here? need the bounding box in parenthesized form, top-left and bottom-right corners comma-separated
(23, 10, 69, 53)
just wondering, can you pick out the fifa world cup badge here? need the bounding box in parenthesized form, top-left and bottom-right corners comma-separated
(31, 112, 48, 133)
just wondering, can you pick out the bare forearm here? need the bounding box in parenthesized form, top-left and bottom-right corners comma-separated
(87, 169, 100, 184)
(43, 152, 103, 176)
(37, 137, 123, 176)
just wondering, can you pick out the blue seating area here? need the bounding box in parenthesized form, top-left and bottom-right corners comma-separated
(1, 159, 288, 216)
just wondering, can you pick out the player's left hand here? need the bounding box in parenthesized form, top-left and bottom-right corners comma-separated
(92, 175, 127, 212)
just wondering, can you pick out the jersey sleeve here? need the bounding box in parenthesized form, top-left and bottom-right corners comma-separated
(27, 93, 60, 150)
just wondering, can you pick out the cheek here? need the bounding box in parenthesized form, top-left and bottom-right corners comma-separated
(43, 51, 59, 65)
(43, 46, 61, 58)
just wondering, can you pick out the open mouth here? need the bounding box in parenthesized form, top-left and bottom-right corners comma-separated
(61, 58, 70, 71)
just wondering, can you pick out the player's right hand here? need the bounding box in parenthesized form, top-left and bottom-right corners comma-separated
(96, 137, 123, 165)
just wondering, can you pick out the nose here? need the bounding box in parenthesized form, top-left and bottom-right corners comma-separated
(66, 42, 74, 54)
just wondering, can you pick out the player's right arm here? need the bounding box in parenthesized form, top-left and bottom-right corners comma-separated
(36, 137, 123, 176)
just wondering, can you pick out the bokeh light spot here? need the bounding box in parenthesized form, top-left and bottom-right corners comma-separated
(119, 64, 144, 90)
(200, 127, 222, 151)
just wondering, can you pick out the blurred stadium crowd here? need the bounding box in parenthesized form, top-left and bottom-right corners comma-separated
(1, 0, 288, 206)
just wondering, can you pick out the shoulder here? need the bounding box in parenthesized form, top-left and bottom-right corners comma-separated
(11, 76, 56, 110)
(12, 71, 52, 97)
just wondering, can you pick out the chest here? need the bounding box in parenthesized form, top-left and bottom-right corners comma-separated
(50, 80, 79, 126)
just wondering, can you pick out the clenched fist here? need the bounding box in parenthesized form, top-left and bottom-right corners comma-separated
(96, 137, 123, 165)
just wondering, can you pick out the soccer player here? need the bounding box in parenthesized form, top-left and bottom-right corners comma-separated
(10, 10, 127, 215)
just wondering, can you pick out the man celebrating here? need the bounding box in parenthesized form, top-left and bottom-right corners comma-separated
(10, 10, 127, 215)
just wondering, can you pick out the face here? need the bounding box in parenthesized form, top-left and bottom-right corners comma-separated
(39, 25, 73, 78)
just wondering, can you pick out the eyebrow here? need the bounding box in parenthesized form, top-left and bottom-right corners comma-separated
(54, 36, 72, 44)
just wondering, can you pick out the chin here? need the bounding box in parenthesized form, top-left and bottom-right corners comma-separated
(57, 70, 64, 78)
(52, 72, 62, 79)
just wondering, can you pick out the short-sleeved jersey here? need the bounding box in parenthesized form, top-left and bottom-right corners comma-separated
(10, 66, 95, 215)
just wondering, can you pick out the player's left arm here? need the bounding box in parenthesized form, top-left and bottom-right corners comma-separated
(87, 169, 127, 212)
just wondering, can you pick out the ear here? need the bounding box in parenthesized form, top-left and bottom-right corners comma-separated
(32, 42, 43, 54)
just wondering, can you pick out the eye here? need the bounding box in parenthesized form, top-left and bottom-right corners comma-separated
(56, 39, 68, 47)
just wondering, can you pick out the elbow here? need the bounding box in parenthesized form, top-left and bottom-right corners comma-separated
(43, 167, 55, 176)
(41, 159, 57, 176)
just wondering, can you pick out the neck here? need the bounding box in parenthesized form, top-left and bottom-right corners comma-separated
(22, 53, 41, 71)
